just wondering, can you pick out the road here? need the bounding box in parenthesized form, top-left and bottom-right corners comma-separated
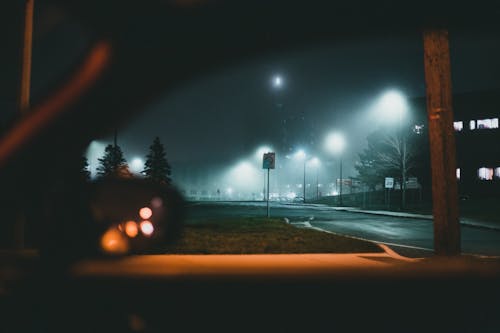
(187, 201, 500, 257)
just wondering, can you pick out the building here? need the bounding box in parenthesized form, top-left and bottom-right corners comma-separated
(411, 90, 500, 196)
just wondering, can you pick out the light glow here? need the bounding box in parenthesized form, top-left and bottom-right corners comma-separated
(124, 220, 139, 238)
(256, 145, 273, 159)
(325, 132, 346, 154)
(130, 157, 144, 174)
(139, 207, 153, 220)
(378, 90, 408, 120)
(272, 75, 283, 88)
(295, 149, 306, 159)
(140, 220, 154, 236)
(101, 228, 129, 254)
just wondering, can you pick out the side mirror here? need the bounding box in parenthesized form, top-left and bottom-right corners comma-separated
(88, 178, 185, 256)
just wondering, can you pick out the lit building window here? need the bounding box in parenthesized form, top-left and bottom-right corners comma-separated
(456, 168, 460, 180)
(495, 168, 500, 179)
(478, 167, 493, 180)
(453, 121, 463, 132)
(477, 118, 499, 129)
(469, 120, 476, 130)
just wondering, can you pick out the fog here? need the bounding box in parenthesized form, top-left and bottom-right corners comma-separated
(85, 30, 500, 199)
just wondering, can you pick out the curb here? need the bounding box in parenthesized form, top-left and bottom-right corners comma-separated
(332, 207, 500, 232)
(303, 224, 423, 262)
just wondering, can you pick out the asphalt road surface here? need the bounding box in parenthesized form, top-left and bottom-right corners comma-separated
(187, 201, 500, 257)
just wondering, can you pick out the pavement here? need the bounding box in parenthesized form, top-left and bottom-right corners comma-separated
(192, 201, 500, 231)
(330, 206, 500, 231)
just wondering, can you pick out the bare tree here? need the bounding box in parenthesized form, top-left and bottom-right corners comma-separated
(356, 128, 418, 210)
(376, 130, 416, 209)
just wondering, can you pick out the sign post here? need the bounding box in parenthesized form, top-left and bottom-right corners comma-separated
(385, 177, 394, 210)
(263, 152, 276, 218)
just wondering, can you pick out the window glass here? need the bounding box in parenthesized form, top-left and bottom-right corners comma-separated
(478, 167, 494, 180)
(469, 120, 476, 130)
(477, 118, 499, 129)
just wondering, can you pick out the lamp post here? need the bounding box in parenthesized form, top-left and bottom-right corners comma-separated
(379, 90, 408, 209)
(294, 150, 307, 203)
(310, 157, 320, 200)
(325, 132, 346, 206)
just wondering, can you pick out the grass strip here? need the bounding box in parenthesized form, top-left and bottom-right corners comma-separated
(166, 217, 383, 254)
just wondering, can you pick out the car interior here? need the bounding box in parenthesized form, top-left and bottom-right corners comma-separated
(1, 1, 500, 332)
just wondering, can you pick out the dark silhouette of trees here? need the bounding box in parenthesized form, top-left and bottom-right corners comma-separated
(96, 144, 129, 178)
(80, 156, 91, 181)
(143, 137, 172, 184)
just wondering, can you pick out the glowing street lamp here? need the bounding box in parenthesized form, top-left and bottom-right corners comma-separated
(325, 133, 345, 155)
(325, 132, 346, 206)
(130, 157, 144, 175)
(272, 75, 283, 89)
(378, 90, 407, 123)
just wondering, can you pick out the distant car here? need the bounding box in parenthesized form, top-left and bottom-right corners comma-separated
(293, 196, 304, 203)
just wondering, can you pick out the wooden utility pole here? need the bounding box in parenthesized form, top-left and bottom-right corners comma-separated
(423, 29, 461, 256)
(19, 0, 34, 114)
(14, 0, 34, 249)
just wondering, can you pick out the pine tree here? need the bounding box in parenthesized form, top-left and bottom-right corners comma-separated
(80, 156, 91, 181)
(143, 137, 172, 184)
(96, 144, 129, 178)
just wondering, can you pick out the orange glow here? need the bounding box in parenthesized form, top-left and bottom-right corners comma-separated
(124, 220, 139, 238)
(100, 228, 129, 255)
(117, 224, 123, 231)
(139, 207, 153, 220)
(140, 220, 154, 237)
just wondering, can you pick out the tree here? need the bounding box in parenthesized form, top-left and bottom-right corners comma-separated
(80, 156, 91, 181)
(143, 137, 172, 184)
(356, 127, 418, 209)
(96, 144, 129, 178)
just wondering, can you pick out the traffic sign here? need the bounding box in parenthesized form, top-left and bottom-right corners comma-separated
(263, 152, 276, 169)
(385, 177, 394, 189)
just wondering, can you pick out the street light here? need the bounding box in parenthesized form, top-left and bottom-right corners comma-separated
(325, 132, 346, 206)
(310, 157, 320, 200)
(272, 74, 284, 89)
(293, 151, 320, 203)
(294, 149, 306, 203)
(378, 90, 407, 123)
(130, 157, 144, 175)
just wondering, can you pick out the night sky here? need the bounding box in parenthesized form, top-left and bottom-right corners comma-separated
(2, 3, 500, 189)
(115, 29, 500, 171)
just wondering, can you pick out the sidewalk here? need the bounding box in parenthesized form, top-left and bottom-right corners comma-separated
(332, 206, 500, 231)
